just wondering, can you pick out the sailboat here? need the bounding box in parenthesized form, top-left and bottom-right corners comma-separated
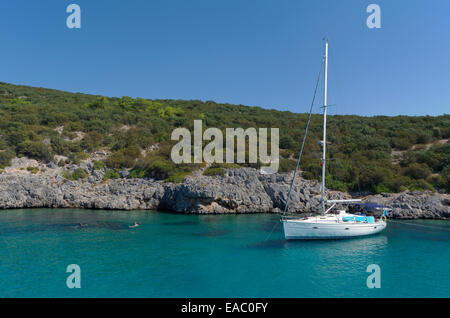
(282, 39, 387, 240)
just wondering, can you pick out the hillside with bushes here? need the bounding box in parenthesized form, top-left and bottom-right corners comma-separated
(0, 81, 448, 193)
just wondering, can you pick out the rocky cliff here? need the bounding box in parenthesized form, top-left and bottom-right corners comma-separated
(0, 159, 448, 219)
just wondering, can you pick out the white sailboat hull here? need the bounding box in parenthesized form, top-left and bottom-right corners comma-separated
(283, 219, 386, 240)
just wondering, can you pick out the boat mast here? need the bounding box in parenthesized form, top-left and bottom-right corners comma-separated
(321, 39, 328, 215)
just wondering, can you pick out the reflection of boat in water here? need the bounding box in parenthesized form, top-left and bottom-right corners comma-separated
(282, 39, 387, 240)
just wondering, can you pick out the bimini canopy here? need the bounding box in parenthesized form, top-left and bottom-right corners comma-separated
(351, 202, 387, 209)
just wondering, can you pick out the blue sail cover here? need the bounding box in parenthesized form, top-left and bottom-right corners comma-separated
(352, 202, 387, 209)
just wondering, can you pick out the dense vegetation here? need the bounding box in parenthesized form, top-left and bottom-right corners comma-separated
(0, 82, 448, 193)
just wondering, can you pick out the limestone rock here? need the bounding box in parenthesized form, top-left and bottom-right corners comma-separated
(0, 167, 448, 219)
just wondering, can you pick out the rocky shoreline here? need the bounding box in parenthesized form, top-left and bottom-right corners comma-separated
(0, 158, 448, 219)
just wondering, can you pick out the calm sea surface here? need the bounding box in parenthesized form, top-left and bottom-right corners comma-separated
(0, 209, 449, 297)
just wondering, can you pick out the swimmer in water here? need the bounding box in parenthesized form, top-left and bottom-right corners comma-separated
(129, 221, 139, 228)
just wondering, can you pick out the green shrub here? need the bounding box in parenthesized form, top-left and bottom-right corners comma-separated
(431, 165, 450, 191)
(409, 179, 434, 192)
(128, 167, 146, 178)
(69, 152, 89, 164)
(6, 130, 27, 147)
(415, 143, 449, 172)
(16, 141, 53, 163)
(71, 168, 87, 180)
(62, 168, 87, 180)
(385, 175, 411, 193)
(0, 151, 15, 168)
(373, 184, 390, 194)
(103, 169, 120, 180)
(50, 136, 70, 156)
(278, 158, 297, 173)
(27, 166, 39, 174)
(0, 138, 6, 150)
(204, 167, 224, 176)
(415, 131, 432, 144)
(325, 175, 349, 192)
(84, 96, 110, 110)
(61, 131, 77, 140)
(280, 135, 295, 149)
(81, 131, 104, 151)
(105, 145, 141, 169)
(356, 165, 393, 191)
(404, 163, 431, 180)
(302, 171, 315, 180)
(204, 163, 240, 176)
(165, 171, 189, 183)
(62, 171, 72, 180)
(93, 160, 106, 170)
(145, 161, 174, 180)
(391, 138, 412, 150)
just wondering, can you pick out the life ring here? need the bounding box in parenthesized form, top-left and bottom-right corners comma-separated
(381, 215, 387, 222)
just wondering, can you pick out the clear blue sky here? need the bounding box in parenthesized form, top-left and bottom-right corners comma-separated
(0, 0, 449, 116)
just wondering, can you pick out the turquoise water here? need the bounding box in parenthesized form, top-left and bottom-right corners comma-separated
(0, 209, 449, 298)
